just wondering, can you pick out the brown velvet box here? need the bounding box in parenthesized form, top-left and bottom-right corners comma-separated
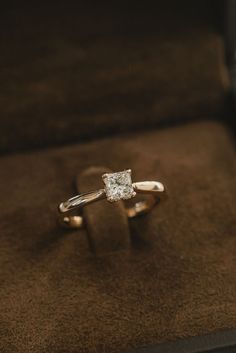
(0, 2, 236, 353)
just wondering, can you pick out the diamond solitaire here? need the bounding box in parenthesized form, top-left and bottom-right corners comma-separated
(59, 168, 167, 228)
(102, 169, 136, 202)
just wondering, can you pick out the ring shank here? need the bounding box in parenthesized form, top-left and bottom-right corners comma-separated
(59, 181, 166, 229)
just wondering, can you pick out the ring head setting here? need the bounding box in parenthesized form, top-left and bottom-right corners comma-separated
(102, 169, 136, 202)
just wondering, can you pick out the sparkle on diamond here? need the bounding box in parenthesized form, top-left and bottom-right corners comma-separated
(103, 170, 135, 202)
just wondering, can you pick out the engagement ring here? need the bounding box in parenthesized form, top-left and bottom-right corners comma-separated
(58, 169, 167, 228)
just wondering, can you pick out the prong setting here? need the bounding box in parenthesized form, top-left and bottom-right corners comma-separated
(102, 173, 108, 180)
(102, 169, 135, 202)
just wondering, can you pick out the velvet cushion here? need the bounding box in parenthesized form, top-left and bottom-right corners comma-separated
(76, 166, 131, 254)
(0, 120, 235, 353)
(0, 1, 229, 154)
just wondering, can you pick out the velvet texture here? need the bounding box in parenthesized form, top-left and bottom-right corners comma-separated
(76, 167, 131, 254)
(0, 1, 229, 154)
(0, 121, 236, 353)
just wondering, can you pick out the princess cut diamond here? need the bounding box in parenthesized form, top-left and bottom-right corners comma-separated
(103, 170, 136, 202)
